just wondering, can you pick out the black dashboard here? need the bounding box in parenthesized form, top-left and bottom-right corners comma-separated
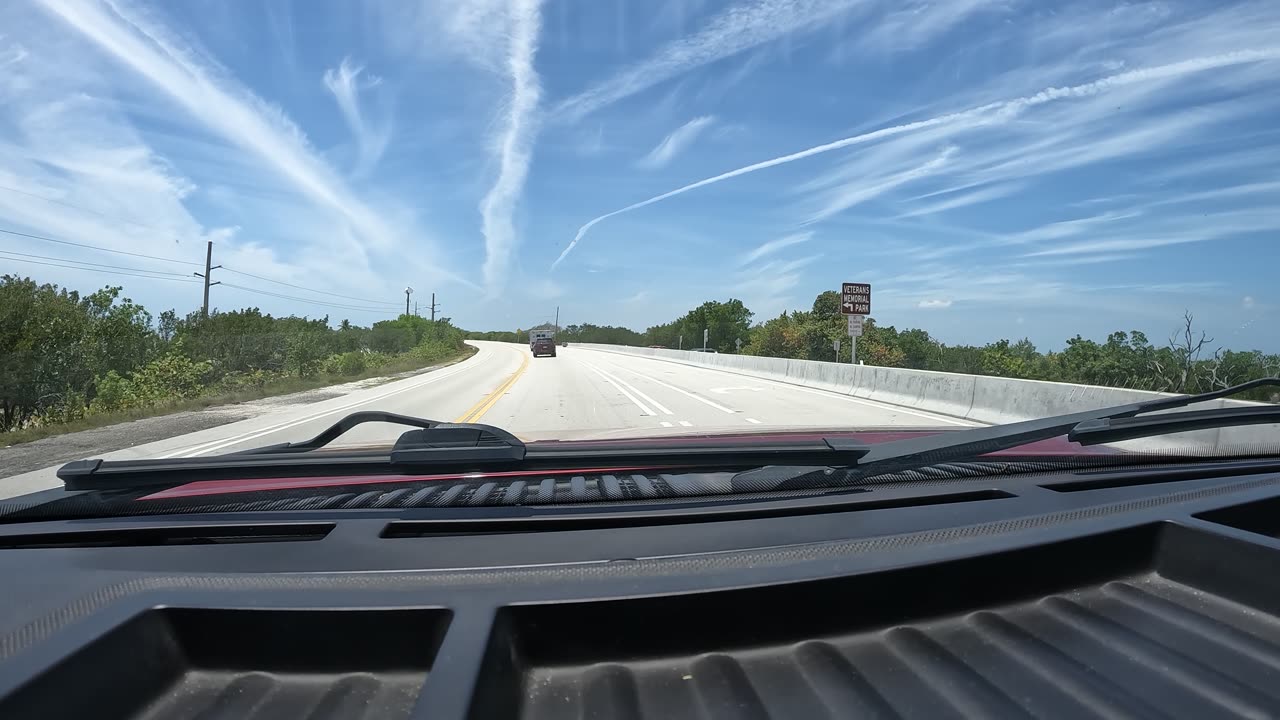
(3, 459, 1280, 718)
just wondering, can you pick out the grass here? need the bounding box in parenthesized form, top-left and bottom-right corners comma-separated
(0, 345, 477, 448)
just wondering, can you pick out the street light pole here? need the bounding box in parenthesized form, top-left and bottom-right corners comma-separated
(404, 287, 413, 317)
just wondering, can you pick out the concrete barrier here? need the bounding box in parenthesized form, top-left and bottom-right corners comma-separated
(574, 343, 1275, 452)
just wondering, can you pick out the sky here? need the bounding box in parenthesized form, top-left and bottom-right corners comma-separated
(0, 0, 1277, 352)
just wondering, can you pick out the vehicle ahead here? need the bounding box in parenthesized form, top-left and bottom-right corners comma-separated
(690, 347, 719, 353)
(532, 337, 557, 357)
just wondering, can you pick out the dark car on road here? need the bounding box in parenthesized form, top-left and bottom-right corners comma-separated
(532, 337, 557, 358)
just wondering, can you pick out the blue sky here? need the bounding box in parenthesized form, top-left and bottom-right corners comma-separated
(0, 0, 1277, 352)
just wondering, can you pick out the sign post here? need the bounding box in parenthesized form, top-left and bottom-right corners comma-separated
(702, 328, 709, 350)
(833, 338, 841, 362)
(840, 282, 871, 365)
(735, 338, 743, 353)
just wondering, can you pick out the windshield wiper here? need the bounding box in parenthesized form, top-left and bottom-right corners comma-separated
(1069, 405, 1280, 445)
(739, 377, 1280, 486)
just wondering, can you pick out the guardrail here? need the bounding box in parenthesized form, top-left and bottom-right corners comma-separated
(572, 343, 1272, 452)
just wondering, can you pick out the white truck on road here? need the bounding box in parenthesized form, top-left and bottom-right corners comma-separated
(529, 329, 555, 349)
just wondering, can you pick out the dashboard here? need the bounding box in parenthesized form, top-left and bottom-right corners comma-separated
(2, 459, 1280, 718)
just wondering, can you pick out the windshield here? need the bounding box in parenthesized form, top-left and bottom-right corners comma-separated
(1, 0, 1278, 476)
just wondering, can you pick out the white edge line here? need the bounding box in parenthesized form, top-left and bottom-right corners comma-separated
(603, 362, 738, 414)
(159, 344, 500, 458)
(585, 360, 673, 414)
(586, 349, 974, 426)
(582, 360, 655, 416)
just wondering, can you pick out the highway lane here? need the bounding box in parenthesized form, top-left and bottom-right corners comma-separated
(0, 340, 971, 498)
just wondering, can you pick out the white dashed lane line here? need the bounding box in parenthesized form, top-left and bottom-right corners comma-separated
(678, 420, 693, 427)
(746, 418, 762, 424)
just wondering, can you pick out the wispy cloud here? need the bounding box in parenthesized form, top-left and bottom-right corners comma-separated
(861, 0, 1006, 52)
(552, 0, 864, 122)
(805, 146, 956, 223)
(736, 252, 823, 305)
(638, 116, 715, 169)
(34, 0, 413, 260)
(895, 182, 1022, 218)
(323, 57, 391, 177)
(479, 0, 542, 292)
(739, 231, 811, 265)
(917, 299, 953, 309)
(553, 47, 1280, 268)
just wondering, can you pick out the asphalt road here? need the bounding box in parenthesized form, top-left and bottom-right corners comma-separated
(0, 341, 973, 499)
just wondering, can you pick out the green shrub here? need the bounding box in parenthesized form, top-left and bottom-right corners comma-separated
(129, 353, 212, 403)
(362, 352, 393, 370)
(284, 333, 327, 377)
(335, 351, 366, 375)
(216, 368, 275, 392)
(89, 370, 138, 413)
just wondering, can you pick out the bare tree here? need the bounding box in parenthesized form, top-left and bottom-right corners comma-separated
(1149, 311, 1212, 392)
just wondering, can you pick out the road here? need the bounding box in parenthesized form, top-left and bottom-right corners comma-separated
(0, 341, 972, 498)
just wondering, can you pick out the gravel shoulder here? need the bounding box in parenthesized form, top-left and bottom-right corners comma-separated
(0, 363, 457, 480)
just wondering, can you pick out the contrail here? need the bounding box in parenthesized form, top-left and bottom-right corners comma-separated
(552, 48, 1280, 270)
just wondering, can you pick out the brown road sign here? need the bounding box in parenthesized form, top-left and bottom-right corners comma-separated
(841, 283, 871, 315)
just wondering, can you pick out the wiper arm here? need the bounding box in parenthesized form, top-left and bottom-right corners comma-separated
(58, 411, 529, 490)
(813, 377, 1280, 482)
(233, 409, 528, 462)
(232, 411, 446, 455)
(1069, 405, 1280, 445)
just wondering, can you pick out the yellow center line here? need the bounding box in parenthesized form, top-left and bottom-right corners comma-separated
(454, 349, 530, 424)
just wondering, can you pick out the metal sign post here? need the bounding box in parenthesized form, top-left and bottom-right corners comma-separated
(735, 338, 743, 353)
(833, 338, 841, 362)
(702, 328, 709, 350)
(841, 282, 871, 366)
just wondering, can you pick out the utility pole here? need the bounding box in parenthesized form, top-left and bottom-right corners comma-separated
(554, 306, 559, 334)
(193, 240, 221, 318)
(429, 292, 439, 322)
(404, 287, 413, 318)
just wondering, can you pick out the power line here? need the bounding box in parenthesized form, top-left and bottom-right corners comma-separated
(0, 185, 174, 234)
(220, 266, 401, 307)
(0, 227, 200, 266)
(0, 249, 193, 277)
(1, 224, 405, 316)
(220, 282, 401, 315)
(0, 255, 202, 282)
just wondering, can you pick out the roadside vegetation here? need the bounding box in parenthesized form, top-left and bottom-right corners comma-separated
(468, 291, 1278, 402)
(1, 275, 473, 443)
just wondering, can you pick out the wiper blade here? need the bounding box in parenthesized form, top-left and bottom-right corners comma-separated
(780, 377, 1280, 483)
(1069, 405, 1280, 445)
